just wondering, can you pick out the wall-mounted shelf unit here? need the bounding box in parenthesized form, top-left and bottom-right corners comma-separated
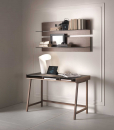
(36, 20, 91, 52)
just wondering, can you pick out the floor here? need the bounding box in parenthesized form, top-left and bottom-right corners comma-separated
(0, 103, 114, 130)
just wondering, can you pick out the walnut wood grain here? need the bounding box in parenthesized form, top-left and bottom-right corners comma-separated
(68, 37, 90, 47)
(26, 79, 32, 112)
(75, 75, 90, 83)
(43, 100, 75, 106)
(41, 20, 91, 52)
(86, 80, 88, 113)
(42, 20, 91, 32)
(76, 107, 87, 114)
(41, 80, 43, 107)
(74, 83, 78, 120)
(43, 100, 86, 107)
(29, 101, 41, 107)
(42, 37, 90, 47)
(26, 73, 90, 120)
(42, 30, 90, 36)
(42, 47, 90, 52)
(42, 21, 61, 31)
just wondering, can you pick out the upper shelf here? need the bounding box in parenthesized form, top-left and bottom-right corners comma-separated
(40, 20, 91, 36)
(42, 20, 91, 31)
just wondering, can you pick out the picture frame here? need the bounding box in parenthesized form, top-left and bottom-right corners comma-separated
(50, 34, 67, 46)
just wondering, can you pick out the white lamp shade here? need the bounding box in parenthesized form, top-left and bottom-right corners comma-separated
(39, 54, 51, 74)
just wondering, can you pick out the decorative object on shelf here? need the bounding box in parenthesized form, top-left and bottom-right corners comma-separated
(50, 34, 67, 47)
(48, 43, 52, 47)
(50, 23, 62, 31)
(39, 54, 51, 74)
(47, 66, 58, 75)
(59, 18, 69, 30)
(55, 24, 62, 30)
(39, 41, 49, 47)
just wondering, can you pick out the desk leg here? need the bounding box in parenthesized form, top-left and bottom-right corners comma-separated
(86, 80, 88, 114)
(41, 80, 43, 107)
(26, 79, 32, 112)
(74, 83, 78, 120)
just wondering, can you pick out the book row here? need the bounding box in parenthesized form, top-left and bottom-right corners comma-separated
(68, 19, 86, 30)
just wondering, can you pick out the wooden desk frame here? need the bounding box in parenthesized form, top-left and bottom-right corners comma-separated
(26, 76, 90, 120)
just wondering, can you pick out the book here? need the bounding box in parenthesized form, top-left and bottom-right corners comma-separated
(78, 19, 82, 30)
(68, 20, 71, 30)
(39, 44, 48, 47)
(40, 41, 49, 45)
(74, 19, 78, 30)
(81, 19, 86, 29)
(42, 41, 49, 45)
(50, 27, 59, 31)
(39, 41, 49, 47)
(71, 19, 74, 30)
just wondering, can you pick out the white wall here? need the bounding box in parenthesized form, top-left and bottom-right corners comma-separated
(22, 0, 114, 115)
(0, 0, 23, 108)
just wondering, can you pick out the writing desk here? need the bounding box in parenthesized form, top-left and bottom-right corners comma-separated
(26, 72, 90, 120)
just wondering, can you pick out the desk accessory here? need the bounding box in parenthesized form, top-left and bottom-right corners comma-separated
(39, 54, 51, 74)
(58, 72, 81, 78)
(47, 66, 58, 75)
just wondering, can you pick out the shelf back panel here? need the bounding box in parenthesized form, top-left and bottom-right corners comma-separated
(42, 37, 90, 47)
(42, 21, 61, 31)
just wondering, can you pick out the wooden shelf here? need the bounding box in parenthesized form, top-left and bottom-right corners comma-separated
(36, 29, 90, 32)
(36, 29, 90, 33)
(42, 30, 90, 36)
(36, 47, 91, 52)
(42, 20, 91, 36)
(35, 20, 92, 52)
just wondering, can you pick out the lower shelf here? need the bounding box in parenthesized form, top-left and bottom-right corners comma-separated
(36, 47, 91, 52)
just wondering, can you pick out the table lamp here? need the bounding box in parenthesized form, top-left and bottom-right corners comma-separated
(39, 54, 51, 74)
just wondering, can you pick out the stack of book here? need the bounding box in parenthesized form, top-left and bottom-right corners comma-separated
(68, 19, 86, 30)
(50, 25, 61, 31)
(39, 41, 49, 47)
(50, 27, 59, 31)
